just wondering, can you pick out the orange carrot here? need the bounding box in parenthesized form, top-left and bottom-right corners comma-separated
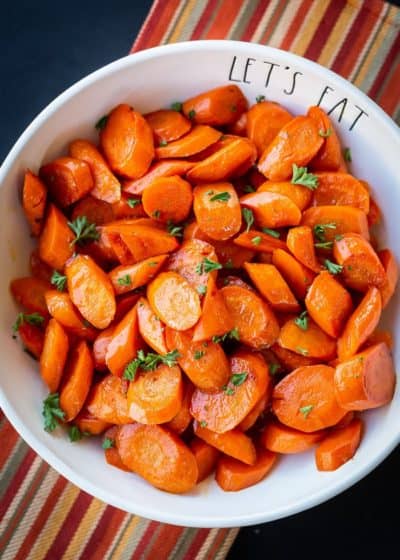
(258, 180, 312, 211)
(234, 229, 286, 253)
(215, 448, 277, 491)
(167, 238, 219, 292)
(312, 173, 370, 213)
(92, 325, 114, 371)
(287, 226, 321, 273)
(59, 340, 94, 422)
(39, 204, 74, 270)
(278, 317, 336, 360)
(45, 290, 97, 340)
(10, 276, 50, 317)
(271, 343, 319, 370)
(244, 262, 300, 312)
(315, 419, 362, 471)
(193, 183, 241, 241)
(367, 196, 381, 227)
(22, 171, 47, 236)
(17, 323, 44, 359)
(192, 275, 234, 342)
(238, 392, 269, 432)
(40, 318, 69, 392)
(112, 194, 146, 219)
(103, 426, 132, 471)
(71, 196, 114, 225)
(307, 106, 341, 171)
(260, 421, 324, 453)
(75, 410, 111, 436)
(240, 191, 302, 229)
(228, 111, 247, 136)
(30, 250, 53, 283)
(182, 85, 248, 126)
(193, 421, 256, 465)
(301, 205, 370, 240)
(246, 101, 292, 156)
(166, 382, 194, 435)
(155, 125, 221, 158)
(378, 249, 398, 308)
(145, 109, 191, 143)
(105, 304, 144, 377)
(40, 157, 93, 207)
(114, 292, 141, 322)
(122, 159, 194, 195)
(333, 411, 355, 430)
(109, 254, 168, 295)
(272, 249, 316, 300)
(190, 437, 220, 482)
(86, 375, 131, 424)
(142, 175, 192, 223)
(137, 297, 168, 355)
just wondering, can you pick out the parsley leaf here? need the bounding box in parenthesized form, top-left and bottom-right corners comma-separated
(269, 363, 281, 376)
(294, 311, 308, 331)
(209, 191, 231, 203)
(231, 372, 248, 386)
(188, 109, 196, 120)
(222, 385, 235, 396)
(291, 164, 318, 190)
(224, 259, 234, 269)
(314, 241, 333, 249)
(196, 284, 207, 295)
(243, 184, 255, 193)
(68, 216, 99, 246)
(212, 327, 240, 344)
(195, 258, 223, 274)
(117, 275, 132, 287)
(159, 139, 168, 147)
(95, 115, 108, 130)
(299, 404, 314, 418)
(152, 210, 161, 219)
(42, 393, 65, 432)
(296, 346, 309, 356)
(102, 437, 115, 449)
(242, 207, 254, 232)
(262, 227, 280, 238)
(166, 221, 183, 237)
(200, 421, 208, 428)
(318, 128, 332, 138)
(68, 425, 83, 442)
(251, 236, 262, 245)
(313, 222, 336, 242)
(13, 312, 45, 333)
(171, 102, 182, 112)
(51, 270, 67, 291)
(123, 349, 180, 380)
(343, 147, 352, 162)
(194, 350, 205, 360)
(127, 198, 141, 208)
(324, 259, 343, 275)
(256, 94, 266, 103)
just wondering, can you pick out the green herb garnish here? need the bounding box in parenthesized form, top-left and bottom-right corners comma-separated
(13, 312, 45, 333)
(171, 102, 182, 112)
(68, 216, 100, 246)
(127, 198, 141, 208)
(159, 139, 168, 147)
(42, 393, 65, 432)
(194, 350, 205, 360)
(230, 372, 248, 386)
(294, 311, 308, 331)
(314, 241, 333, 249)
(318, 128, 332, 137)
(188, 109, 196, 120)
(296, 346, 309, 356)
(299, 404, 314, 418)
(242, 207, 254, 232)
(243, 184, 255, 193)
(197, 285, 207, 296)
(123, 349, 180, 381)
(209, 191, 231, 203)
(117, 275, 132, 287)
(51, 270, 67, 291)
(262, 228, 280, 238)
(212, 327, 240, 344)
(200, 421, 208, 428)
(102, 437, 114, 449)
(152, 210, 161, 219)
(95, 115, 108, 130)
(256, 95, 266, 103)
(167, 221, 183, 237)
(324, 259, 343, 275)
(291, 164, 318, 190)
(313, 222, 336, 242)
(251, 236, 262, 245)
(344, 147, 352, 162)
(195, 258, 223, 274)
(68, 426, 83, 442)
(269, 363, 281, 376)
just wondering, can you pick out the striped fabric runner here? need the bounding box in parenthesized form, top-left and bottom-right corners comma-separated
(1, 1, 399, 559)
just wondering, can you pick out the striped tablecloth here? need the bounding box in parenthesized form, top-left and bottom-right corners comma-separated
(1, 1, 399, 559)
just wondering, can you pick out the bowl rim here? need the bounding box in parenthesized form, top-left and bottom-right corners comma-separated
(1, 40, 399, 528)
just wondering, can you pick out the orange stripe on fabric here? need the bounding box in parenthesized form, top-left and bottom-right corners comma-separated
(191, 0, 220, 39)
(304, 0, 347, 60)
(240, 0, 271, 41)
(131, 0, 165, 52)
(204, 0, 245, 39)
(279, 0, 314, 50)
(132, 0, 182, 51)
(79, 506, 127, 560)
(145, 524, 184, 559)
(0, 419, 19, 470)
(377, 51, 400, 115)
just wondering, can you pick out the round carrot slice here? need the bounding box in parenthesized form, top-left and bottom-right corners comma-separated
(193, 182, 241, 241)
(86, 375, 131, 424)
(167, 239, 219, 292)
(103, 426, 132, 472)
(260, 421, 325, 453)
(40, 318, 69, 392)
(278, 317, 336, 360)
(215, 448, 277, 491)
(142, 175, 192, 223)
(59, 340, 94, 422)
(246, 100, 292, 156)
(240, 191, 302, 229)
(182, 85, 248, 126)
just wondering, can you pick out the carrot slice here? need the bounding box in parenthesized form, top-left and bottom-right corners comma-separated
(190, 437, 220, 482)
(147, 271, 201, 331)
(246, 101, 292, 156)
(301, 205, 370, 240)
(40, 157, 93, 207)
(10, 276, 50, 317)
(333, 411, 355, 430)
(100, 104, 154, 179)
(167, 238, 219, 292)
(22, 171, 47, 236)
(69, 139, 121, 203)
(166, 382, 194, 435)
(165, 327, 230, 392)
(228, 112, 247, 136)
(244, 262, 300, 313)
(378, 249, 398, 308)
(17, 323, 44, 359)
(240, 191, 302, 229)
(145, 109, 191, 143)
(194, 421, 256, 465)
(272, 365, 347, 432)
(312, 173, 370, 213)
(122, 160, 195, 195)
(193, 182, 241, 241)
(109, 254, 168, 295)
(238, 392, 269, 432)
(116, 424, 198, 493)
(114, 293, 141, 323)
(110, 225, 179, 264)
(102, 426, 132, 472)
(271, 343, 319, 370)
(315, 419, 362, 471)
(216, 448, 277, 491)
(111, 194, 146, 219)
(367, 196, 381, 227)
(30, 250, 53, 283)
(137, 297, 168, 355)
(40, 318, 69, 392)
(307, 106, 341, 171)
(258, 180, 312, 212)
(105, 304, 144, 377)
(182, 85, 247, 126)
(71, 196, 114, 226)
(272, 249, 316, 300)
(93, 325, 114, 371)
(75, 410, 111, 436)
(287, 226, 321, 273)
(45, 290, 97, 340)
(59, 340, 93, 422)
(334, 342, 395, 411)
(192, 275, 234, 342)
(190, 350, 270, 433)
(234, 230, 286, 253)
(142, 175, 192, 223)
(155, 125, 221, 158)
(86, 375, 131, 424)
(278, 317, 336, 360)
(261, 421, 324, 453)
(39, 204, 74, 270)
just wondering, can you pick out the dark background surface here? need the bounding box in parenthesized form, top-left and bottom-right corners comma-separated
(1, 1, 399, 558)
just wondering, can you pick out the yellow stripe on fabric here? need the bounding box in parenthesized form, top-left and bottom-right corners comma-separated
(162, 0, 189, 44)
(111, 516, 147, 560)
(168, 0, 201, 43)
(101, 513, 130, 560)
(251, 0, 280, 43)
(195, 528, 220, 559)
(318, 0, 360, 67)
(268, 0, 304, 47)
(26, 484, 80, 560)
(291, 0, 331, 55)
(214, 528, 240, 560)
(60, 499, 107, 560)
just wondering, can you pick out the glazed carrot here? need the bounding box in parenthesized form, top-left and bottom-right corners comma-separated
(218, 275, 254, 291)
(105, 304, 144, 377)
(192, 276, 234, 342)
(165, 327, 230, 392)
(240, 191, 302, 229)
(333, 233, 386, 292)
(278, 317, 336, 360)
(365, 329, 393, 350)
(193, 422, 256, 465)
(272, 249, 316, 300)
(10, 277, 50, 317)
(145, 109, 191, 143)
(100, 104, 154, 179)
(334, 342, 395, 410)
(86, 375, 131, 424)
(166, 382, 194, 435)
(116, 423, 198, 493)
(258, 180, 312, 211)
(30, 250, 53, 282)
(103, 426, 132, 471)
(238, 392, 268, 432)
(114, 292, 141, 322)
(155, 125, 221, 158)
(40, 318, 69, 392)
(122, 159, 195, 195)
(315, 419, 362, 471)
(39, 204, 74, 270)
(301, 205, 370, 240)
(109, 254, 168, 295)
(65, 255, 116, 329)
(147, 271, 201, 330)
(367, 196, 381, 227)
(191, 351, 270, 433)
(75, 410, 111, 435)
(69, 139, 121, 203)
(305, 271, 353, 337)
(286, 226, 321, 273)
(216, 448, 276, 491)
(167, 239, 219, 292)
(182, 85, 248, 126)
(307, 106, 341, 171)
(272, 364, 347, 432)
(228, 111, 247, 136)
(271, 343, 319, 370)
(127, 364, 183, 424)
(244, 263, 300, 313)
(258, 116, 323, 181)
(220, 285, 279, 349)
(260, 421, 324, 454)
(45, 291, 97, 340)
(22, 171, 47, 236)
(142, 175, 192, 223)
(59, 340, 94, 422)
(137, 297, 168, 355)
(112, 194, 146, 219)
(17, 323, 44, 359)
(234, 230, 286, 253)
(333, 411, 355, 430)
(312, 173, 370, 213)
(378, 249, 398, 308)
(71, 195, 114, 225)
(193, 183, 241, 241)
(246, 101, 292, 156)
(187, 137, 257, 183)
(190, 437, 220, 483)
(93, 325, 115, 371)
(110, 225, 179, 264)
(40, 157, 94, 207)
(337, 287, 382, 361)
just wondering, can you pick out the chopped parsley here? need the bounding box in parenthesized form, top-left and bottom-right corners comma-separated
(262, 227, 280, 238)
(256, 94, 266, 103)
(313, 222, 336, 242)
(195, 258, 223, 274)
(212, 327, 240, 344)
(209, 191, 231, 203)
(193, 350, 205, 360)
(68, 216, 99, 246)
(95, 115, 108, 130)
(294, 311, 308, 331)
(296, 346, 309, 356)
(102, 437, 115, 449)
(343, 147, 352, 162)
(159, 139, 168, 147)
(117, 275, 132, 287)
(251, 236, 262, 245)
(42, 393, 65, 432)
(127, 198, 141, 208)
(188, 109, 196, 120)
(51, 270, 67, 291)
(170, 101, 182, 112)
(291, 164, 318, 190)
(318, 128, 332, 137)
(242, 207, 254, 232)
(123, 349, 180, 381)
(166, 221, 183, 237)
(299, 404, 314, 418)
(324, 259, 343, 275)
(243, 184, 255, 193)
(230, 372, 248, 386)
(13, 312, 45, 333)
(196, 284, 207, 295)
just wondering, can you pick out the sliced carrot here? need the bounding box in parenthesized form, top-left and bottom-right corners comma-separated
(258, 116, 323, 181)
(258, 180, 312, 211)
(334, 342, 395, 410)
(116, 423, 198, 493)
(333, 411, 355, 430)
(17, 323, 44, 359)
(193, 182, 241, 241)
(272, 364, 347, 432)
(165, 327, 230, 392)
(271, 343, 319, 370)
(100, 104, 154, 179)
(109, 254, 168, 295)
(166, 382, 194, 435)
(278, 317, 336, 360)
(40, 318, 69, 392)
(137, 297, 168, 355)
(301, 205, 370, 240)
(103, 426, 132, 471)
(75, 410, 111, 436)
(30, 250, 53, 283)
(93, 325, 115, 371)
(10, 276, 50, 317)
(167, 238, 218, 292)
(216, 448, 276, 491)
(337, 287, 382, 361)
(192, 275, 234, 342)
(240, 191, 302, 229)
(40, 157, 93, 207)
(112, 194, 146, 219)
(312, 173, 370, 213)
(315, 419, 362, 471)
(191, 350, 270, 433)
(155, 125, 221, 158)
(86, 375, 131, 424)
(238, 392, 269, 432)
(364, 329, 393, 350)
(194, 421, 256, 465)
(122, 159, 194, 195)
(234, 229, 286, 253)
(105, 304, 144, 377)
(45, 290, 97, 340)
(367, 196, 381, 227)
(307, 106, 341, 171)
(228, 111, 247, 136)
(244, 262, 300, 313)
(246, 101, 292, 156)
(71, 195, 114, 225)
(260, 421, 324, 453)
(116, 225, 179, 264)
(22, 170, 47, 236)
(287, 226, 321, 273)
(69, 139, 121, 203)
(217, 275, 253, 291)
(305, 271, 353, 338)
(378, 249, 398, 308)
(182, 85, 247, 126)
(145, 109, 191, 143)
(59, 340, 94, 422)
(39, 204, 74, 270)
(142, 175, 192, 223)
(114, 292, 141, 322)
(272, 249, 316, 300)
(190, 437, 220, 483)
(220, 285, 279, 349)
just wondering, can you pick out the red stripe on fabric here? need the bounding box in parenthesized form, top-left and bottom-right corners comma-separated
(78, 506, 127, 560)
(131, 0, 181, 52)
(205, 0, 245, 39)
(0, 448, 36, 520)
(304, 0, 347, 60)
(0, 419, 20, 470)
(191, 0, 220, 40)
(240, 0, 271, 41)
(145, 524, 184, 559)
(14, 476, 68, 560)
(131, 0, 164, 52)
(182, 527, 210, 558)
(43, 492, 93, 560)
(377, 58, 400, 116)
(130, 520, 159, 560)
(205, 528, 229, 560)
(368, 32, 400, 100)
(279, 0, 314, 51)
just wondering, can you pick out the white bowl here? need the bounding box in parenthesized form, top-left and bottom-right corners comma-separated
(0, 40, 399, 528)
